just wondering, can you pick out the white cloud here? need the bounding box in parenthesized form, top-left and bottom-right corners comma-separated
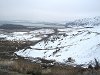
(0, 0, 100, 21)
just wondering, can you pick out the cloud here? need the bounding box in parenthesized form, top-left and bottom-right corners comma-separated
(0, 0, 100, 21)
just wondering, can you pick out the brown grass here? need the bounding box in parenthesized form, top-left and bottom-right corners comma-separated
(9, 59, 41, 74)
(1, 59, 100, 75)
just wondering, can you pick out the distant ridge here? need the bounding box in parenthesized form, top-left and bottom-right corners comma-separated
(65, 16, 100, 27)
(0, 24, 27, 29)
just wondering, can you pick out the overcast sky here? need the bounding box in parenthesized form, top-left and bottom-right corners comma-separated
(0, 0, 100, 22)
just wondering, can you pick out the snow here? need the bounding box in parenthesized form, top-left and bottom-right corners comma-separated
(1, 19, 100, 66)
(15, 26, 100, 65)
(0, 29, 54, 41)
(0, 34, 7, 38)
(30, 29, 54, 34)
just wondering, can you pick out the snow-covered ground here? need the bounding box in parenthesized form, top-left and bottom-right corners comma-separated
(1, 17, 100, 66)
(15, 26, 100, 65)
(0, 29, 54, 41)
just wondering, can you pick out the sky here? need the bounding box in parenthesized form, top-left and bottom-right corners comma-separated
(0, 0, 100, 22)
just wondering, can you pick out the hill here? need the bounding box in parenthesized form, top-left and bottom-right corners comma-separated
(0, 24, 27, 29)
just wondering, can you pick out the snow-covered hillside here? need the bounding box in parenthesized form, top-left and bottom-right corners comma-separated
(65, 16, 100, 27)
(0, 29, 54, 41)
(1, 17, 100, 66)
(15, 25, 100, 65)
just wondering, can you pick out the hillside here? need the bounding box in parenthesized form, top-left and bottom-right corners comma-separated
(0, 24, 27, 29)
(15, 26, 100, 66)
(65, 16, 100, 27)
(0, 17, 100, 68)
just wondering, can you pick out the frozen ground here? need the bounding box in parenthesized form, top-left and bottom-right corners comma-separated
(13, 26, 100, 65)
(1, 17, 100, 66)
(0, 29, 54, 41)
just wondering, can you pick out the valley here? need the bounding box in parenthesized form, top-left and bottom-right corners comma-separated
(0, 17, 100, 75)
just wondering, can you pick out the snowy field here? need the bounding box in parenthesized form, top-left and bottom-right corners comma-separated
(0, 29, 54, 41)
(0, 19, 100, 66)
(11, 26, 100, 65)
